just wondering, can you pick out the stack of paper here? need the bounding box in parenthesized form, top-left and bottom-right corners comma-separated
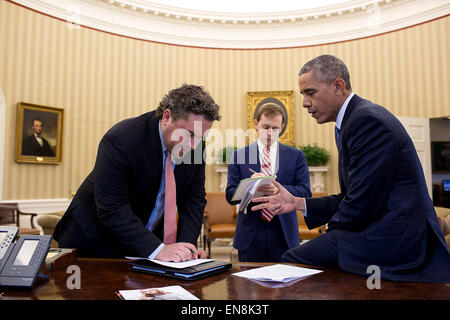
(232, 264, 323, 287)
(231, 175, 276, 213)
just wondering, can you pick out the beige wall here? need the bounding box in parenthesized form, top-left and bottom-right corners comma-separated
(0, 1, 449, 200)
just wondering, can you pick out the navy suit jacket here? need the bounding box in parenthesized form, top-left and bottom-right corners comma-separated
(305, 94, 450, 282)
(226, 142, 311, 251)
(54, 111, 207, 258)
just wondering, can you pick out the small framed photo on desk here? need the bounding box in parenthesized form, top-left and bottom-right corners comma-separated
(14, 102, 64, 164)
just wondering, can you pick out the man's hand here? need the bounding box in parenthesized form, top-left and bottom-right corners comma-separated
(257, 183, 279, 196)
(197, 249, 207, 259)
(252, 180, 303, 215)
(251, 172, 278, 196)
(155, 242, 205, 262)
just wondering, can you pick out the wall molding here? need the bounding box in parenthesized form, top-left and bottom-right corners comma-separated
(0, 198, 71, 214)
(8, 0, 450, 49)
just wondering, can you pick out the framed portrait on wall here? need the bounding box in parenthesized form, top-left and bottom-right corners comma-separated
(14, 102, 64, 164)
(247, 90, 295, 146)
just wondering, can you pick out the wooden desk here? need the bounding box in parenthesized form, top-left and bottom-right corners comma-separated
(1, 258, 449, 300)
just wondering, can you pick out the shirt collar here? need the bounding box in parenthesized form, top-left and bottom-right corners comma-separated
(335, 92, 355, 130)
(257, 138, 278, 153)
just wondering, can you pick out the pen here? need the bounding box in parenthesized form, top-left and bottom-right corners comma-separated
(189, 248, 199, 259)
(249, 168, 277, 179)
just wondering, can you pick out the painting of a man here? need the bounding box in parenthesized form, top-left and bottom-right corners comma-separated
(22, 118, 54, 157)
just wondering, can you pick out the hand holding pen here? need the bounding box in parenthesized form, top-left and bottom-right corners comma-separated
(248, 168, 279, 195)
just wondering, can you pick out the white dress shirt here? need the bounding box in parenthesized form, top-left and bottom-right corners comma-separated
(34, 133, 44, 147)
(257, 139, 278, 175)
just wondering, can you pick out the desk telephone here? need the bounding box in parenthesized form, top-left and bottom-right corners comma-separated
(0, 226, 51, 288)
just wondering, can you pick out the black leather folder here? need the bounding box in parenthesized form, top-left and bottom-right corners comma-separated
(129, 259, 232, 280)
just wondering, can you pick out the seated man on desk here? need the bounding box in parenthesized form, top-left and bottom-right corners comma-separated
(54, 84, 221, 261)
(252, 55, 450, 282)
(226, 103, 311, 262)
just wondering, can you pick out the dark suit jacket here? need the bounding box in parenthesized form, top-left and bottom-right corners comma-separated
(305, 94, 450, 282)
(53, 111, 207, 258)
(22, 134, 54, 157)
(226, 142, 311, 251)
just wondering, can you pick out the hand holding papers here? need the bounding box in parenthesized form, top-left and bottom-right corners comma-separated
(231, 175, 276, 213)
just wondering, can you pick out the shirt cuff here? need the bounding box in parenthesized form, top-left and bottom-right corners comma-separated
(148, 243, 165, 260)
(300, 198, 307, 217)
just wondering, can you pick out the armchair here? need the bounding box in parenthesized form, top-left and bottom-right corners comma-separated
(203, 192, 237, 258)
(36, 211, 64, 248)
(297, 192, 327, 241)
(435, 206, 450, 248)
(0, 203, 40, 235)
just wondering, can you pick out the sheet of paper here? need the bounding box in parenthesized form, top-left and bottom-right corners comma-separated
(231, 175, 275, 202)
(118, 285, 199, 300)
(232, 264, 323, 283)
(238, 179, 262, 213)
(125, 256, 213, 269)
(248, 277, 304, 288)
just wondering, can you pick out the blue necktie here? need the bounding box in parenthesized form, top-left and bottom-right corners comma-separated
(334, 126, 341, 150)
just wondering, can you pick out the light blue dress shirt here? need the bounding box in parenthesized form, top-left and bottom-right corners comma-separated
(146, 121, 175, 259)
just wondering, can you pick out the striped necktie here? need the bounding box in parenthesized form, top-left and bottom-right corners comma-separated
(260, 146, 275, 222)
(164, 151, 177, 244)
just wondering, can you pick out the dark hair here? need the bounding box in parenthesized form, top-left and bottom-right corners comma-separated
(255, 103, 285, 125)
(32, 119, 43, 126)
(155, 84, 221, 122)
(299, 55, 352, 90)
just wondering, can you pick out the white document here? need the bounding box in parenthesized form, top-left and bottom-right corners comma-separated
(231, 175, 276, 202)
(232, 264, 323, 283)
(232, 175, 276, 213)
(118, 285, 199, 300)
(125, 256, 213, 269)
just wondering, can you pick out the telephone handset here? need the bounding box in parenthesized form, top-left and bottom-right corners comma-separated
(0, 226, 52, 288)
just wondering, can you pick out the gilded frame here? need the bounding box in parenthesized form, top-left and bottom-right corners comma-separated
(247, 90, 295, 146)
(15, 102, 64, 164)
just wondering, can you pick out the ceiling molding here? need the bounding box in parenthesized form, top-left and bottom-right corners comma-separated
(9, 0, 450, 49)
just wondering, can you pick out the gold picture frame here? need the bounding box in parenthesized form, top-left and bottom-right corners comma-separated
(15, 102, 64, 164)
(247, 90, 295, 146)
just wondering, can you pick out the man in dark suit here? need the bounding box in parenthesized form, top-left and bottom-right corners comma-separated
(22, 119, 54, 157)
(252, 55, 450, 282)
(54, 84, 221, 261)
(226, 103, 311, 262)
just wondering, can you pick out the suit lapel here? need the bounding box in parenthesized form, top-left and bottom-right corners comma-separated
(248, 142, 260, 173)
(337, 94, 362, 193)
(274, 142, 284, 176)
(148, 112, 163, 184)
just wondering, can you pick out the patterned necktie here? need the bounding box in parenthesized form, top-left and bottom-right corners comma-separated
(260, 146, 275, 222)
(164, 151, 177, 244)
(334, 126, 341, 150)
